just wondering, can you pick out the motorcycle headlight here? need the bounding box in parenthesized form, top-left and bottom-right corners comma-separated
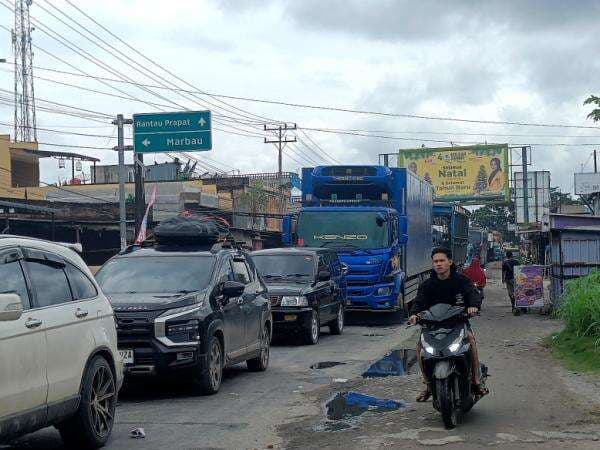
(281, 296, 309, 307)
(420, 334, 435, 355)
(448, 329, 465, 353)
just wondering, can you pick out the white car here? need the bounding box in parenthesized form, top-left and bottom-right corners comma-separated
(0, 236, 123, 448)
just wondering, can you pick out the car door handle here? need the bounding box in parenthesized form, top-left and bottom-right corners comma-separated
(75, 308, 89, 318)
(25, 318, 43, 329)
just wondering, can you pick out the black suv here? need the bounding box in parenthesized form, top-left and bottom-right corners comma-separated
(95, 242, 271, 395)
(251, 248, 347, 345)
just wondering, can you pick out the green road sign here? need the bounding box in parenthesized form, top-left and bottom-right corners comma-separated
(133, 111, 212, 153)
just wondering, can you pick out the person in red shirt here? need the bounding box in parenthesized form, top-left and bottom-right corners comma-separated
(463, 256, 486, 298)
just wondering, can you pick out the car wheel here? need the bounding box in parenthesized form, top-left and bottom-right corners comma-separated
(58, 356, 117, 449)
(329, 304, 344, 335)
(302, 310, 320, 345)
(247, 324, 270, 372)
(194, 334, 223, 395)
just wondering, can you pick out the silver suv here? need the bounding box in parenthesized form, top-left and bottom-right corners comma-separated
(0, 236, 123, 448)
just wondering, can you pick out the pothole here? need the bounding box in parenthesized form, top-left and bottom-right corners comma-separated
(310, 361, 347, 369)
(362, 349, 417, 378)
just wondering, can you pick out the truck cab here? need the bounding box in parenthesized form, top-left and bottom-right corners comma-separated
(283, 165, 433, 312)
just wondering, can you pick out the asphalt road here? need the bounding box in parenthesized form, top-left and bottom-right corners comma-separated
(4, 306, 415, 449)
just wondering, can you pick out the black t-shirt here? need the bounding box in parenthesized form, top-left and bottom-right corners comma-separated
(502, 258, 519, 281)
(410, 271, 482, 316)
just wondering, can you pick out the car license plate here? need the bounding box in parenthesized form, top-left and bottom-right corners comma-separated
(284, 314, 297, 321)
(119, 349, 134, 365)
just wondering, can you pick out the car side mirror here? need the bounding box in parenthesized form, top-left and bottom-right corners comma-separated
(0, 293, 23, 321)
(317, 270, 331, 282)
(222, 281, 245, 298)
(340, 263, 349, 276)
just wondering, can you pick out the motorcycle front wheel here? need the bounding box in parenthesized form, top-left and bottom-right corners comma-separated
(436, 377, 458, 429)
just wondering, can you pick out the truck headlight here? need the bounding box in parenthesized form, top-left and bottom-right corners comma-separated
(281, 296, 309, 307)
(375, 286, 392, 296)
(166, 319, 200, 343)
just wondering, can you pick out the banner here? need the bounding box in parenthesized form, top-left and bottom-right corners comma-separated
(514, 265, 544, 308)
(398, 144, 509, 202)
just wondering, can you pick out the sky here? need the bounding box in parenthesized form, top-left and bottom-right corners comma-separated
(1, 0, 599, 194)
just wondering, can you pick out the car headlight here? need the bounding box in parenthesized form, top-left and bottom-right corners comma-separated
(166, 319, 200, 343)
(420, 333, 435, 355)
(280, 296, 309, 307)
(159, 302, 204, 318)
(448, 329, 465, 353)
(375, 286, 392, 296)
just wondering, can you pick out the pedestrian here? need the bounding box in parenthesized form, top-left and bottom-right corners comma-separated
(502, 251, 520, 313)
(463, 256, 486, 303)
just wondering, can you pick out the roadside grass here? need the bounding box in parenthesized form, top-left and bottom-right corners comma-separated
(547, 332, 600, 374)
(550, 270, 600, 374)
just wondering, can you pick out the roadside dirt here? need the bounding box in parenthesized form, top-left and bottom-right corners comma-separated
(279, 265, 600, 449)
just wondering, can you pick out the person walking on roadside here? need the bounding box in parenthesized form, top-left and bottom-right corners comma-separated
(502, 251, 520, 313)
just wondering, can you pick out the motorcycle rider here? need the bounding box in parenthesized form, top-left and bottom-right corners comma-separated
(409, 247, 488, 402)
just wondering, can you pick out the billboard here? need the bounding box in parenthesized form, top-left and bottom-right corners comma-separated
(574, 172, 600, 195)
(398, 144, 509, 202)
(514, 171, 550, 225)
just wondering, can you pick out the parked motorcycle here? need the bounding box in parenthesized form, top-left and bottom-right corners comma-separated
(416, 303, 488, 429)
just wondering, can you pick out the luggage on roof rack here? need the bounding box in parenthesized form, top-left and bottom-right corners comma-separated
(154, 216, 223, 245)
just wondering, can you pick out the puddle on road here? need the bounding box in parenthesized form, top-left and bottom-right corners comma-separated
(326, 392, 406, 421)
(362, 349, 417, 378)
(310, 361, 347, 369)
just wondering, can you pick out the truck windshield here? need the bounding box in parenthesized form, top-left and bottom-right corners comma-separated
(252, 254, 314, 280)
(297, 211, 389, 250)
(96, 255, 215, 294)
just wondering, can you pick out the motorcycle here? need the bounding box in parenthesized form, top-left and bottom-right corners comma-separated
(416, 303, 488, 429)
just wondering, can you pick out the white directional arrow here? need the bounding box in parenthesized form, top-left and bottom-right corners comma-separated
(198, 117, 206, 127)
(142, 138, 151, 147)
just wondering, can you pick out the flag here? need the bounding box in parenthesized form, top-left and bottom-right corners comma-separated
(134, 185, 157, 244)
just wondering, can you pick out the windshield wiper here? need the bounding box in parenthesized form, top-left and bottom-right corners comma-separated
(319, 242, 359, 249)
(283, 273, 310, 277)
(177, 289, 197, 294)
(263, 274, 284, 279)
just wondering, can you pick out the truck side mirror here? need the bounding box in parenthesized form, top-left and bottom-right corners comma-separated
(317, 270, 331, 282)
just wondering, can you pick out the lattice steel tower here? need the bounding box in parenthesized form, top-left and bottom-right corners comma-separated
(12, 0, 37, 142)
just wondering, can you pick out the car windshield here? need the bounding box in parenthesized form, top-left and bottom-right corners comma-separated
(297, 211, 389, 250)
(96, 255, 215, 294)
(252, 254, 314, 280)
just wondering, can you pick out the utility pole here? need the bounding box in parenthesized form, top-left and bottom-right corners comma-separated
(112, 114, 133, 250)
(522, 146, 529, 226)
(264, 123, 297, 213)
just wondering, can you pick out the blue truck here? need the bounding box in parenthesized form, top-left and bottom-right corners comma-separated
(432, 203, 470, 269)
(282, 165, 433, 311)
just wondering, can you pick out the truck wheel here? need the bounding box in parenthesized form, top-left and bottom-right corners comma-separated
(247, 324, 270, 372)
(58, 356, 117, 449)
(194, 334, 223, 395)
(303, 310, 320, 345)
(329, 304, 344, 335)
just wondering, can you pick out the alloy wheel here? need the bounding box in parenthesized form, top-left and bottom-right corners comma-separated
(210, 340, 223, 389)
(89, 365, 115, 438)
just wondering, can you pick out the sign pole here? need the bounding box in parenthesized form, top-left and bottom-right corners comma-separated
(522, 146, 529, 226)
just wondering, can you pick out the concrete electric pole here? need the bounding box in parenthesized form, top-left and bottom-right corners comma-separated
(264, 123, 297, 213)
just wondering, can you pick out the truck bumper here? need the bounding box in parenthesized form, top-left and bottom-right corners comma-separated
(345, 282, 400, 311)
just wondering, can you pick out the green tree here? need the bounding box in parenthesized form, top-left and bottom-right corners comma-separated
(470, 204, 517, 243)
(237, 181, 268, 230)
(473, 165, 488, 194)
(550, 187, 582, 213)
(584, 95, 600, 122)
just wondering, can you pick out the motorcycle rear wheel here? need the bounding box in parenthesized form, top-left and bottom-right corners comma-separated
(436, 377, 458, 429)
